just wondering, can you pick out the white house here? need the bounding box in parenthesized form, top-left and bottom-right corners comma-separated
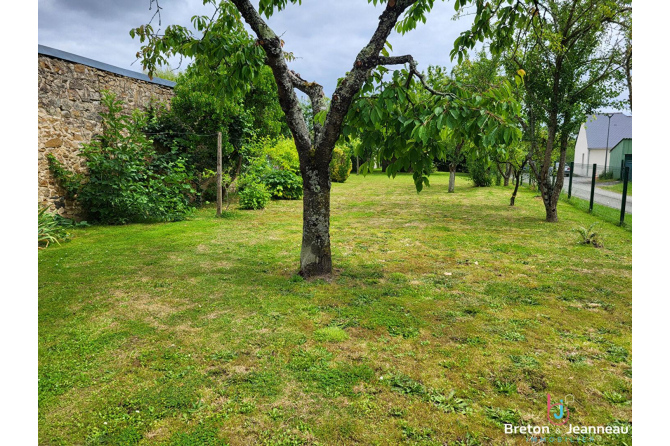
(573, 113, 632, 176)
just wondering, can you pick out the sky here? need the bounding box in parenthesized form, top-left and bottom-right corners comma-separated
(38, 0, 475, 96)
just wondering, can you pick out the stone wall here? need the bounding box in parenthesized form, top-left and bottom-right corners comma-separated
(38, 51, 175, 219)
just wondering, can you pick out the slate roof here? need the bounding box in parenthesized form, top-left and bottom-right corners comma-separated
(38, 44, 176, 88)
(583, 113, 632, 150)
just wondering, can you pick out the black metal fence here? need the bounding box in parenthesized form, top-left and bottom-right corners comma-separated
(570, 162, 632, 182)
(564, 162, 632, 225)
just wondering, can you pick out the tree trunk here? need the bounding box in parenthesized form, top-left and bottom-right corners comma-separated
(503, 163, 512, 186)
(299, 164, 333, 277)
(448, 163, 456, 193)
(510, 160, 526, 206)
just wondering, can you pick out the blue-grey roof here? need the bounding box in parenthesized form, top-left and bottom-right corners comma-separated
(38, 44, 176, 88)
(583, 113, 632, 151)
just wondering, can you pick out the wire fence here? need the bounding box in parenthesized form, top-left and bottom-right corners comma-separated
(521, 161, 632, 227)
(564, 162, 632, 227)
(569, 162, 632, 182)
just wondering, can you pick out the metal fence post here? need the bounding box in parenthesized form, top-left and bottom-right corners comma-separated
(216, 131, 222, 217)
(619, 167, 629, 226)
(589, 163, 597, 213)
(568, 161, 574, 199)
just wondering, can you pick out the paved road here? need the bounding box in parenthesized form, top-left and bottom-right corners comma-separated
(562, 175, 632, 214)
(521, 174, 632, 214)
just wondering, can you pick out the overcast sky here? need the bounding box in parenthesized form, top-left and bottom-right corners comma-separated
(38, 0, 474, 96)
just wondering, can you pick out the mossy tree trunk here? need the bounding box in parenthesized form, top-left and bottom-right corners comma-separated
(232, 0, 417, 276)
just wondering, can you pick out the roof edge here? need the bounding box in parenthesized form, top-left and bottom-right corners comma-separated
(38, 44, 176, 88)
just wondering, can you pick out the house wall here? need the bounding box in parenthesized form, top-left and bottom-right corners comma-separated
(573, 124, 589, 176)
(38, 51, 174, 219)
(609, 139, 632, 174)
(588, 148, 608, 174)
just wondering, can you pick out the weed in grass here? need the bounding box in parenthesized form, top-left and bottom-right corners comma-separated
(267, 406, 284, 420)
(493, 379, 518, 395)
(168, 425, 228, 446)
(566, 353, 588, 364)
(605, 344, 629, 363)
(603, 391, 629, 405)
(209, 350, 238, 362)
(499, 331, 526, 342)
(237, 400, 256, 414)
(429, 390, 472, 414)
(509, 354, 540, 369)
(399, 421, 434, 441)
(449, 432, 483, 446)
(388, 407, 406, 418)
(484, 407, 521, 427)
(574, 222, 604, 248)
(438, 360, 457, 369)
(387, 374, 471, 414)
(314, 326, 349, 342)
(260, 431, 306, 446)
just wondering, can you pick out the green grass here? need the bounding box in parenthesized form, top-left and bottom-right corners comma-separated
(600, 182, 632, 196)
(39, 172, 632, 445)
(560, 192, 632, 229)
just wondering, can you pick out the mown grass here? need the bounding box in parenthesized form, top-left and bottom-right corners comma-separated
(560, 192, 632, 230)
(39, 172, 632, 445)
(599, 182, 632, 197)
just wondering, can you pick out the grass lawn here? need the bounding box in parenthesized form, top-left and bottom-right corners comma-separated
(39, 172, 632, 445)
(559, 193, 632, 230)
(599, 182, 632, 197)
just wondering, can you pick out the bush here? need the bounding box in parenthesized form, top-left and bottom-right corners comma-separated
(466, 151, 492, 187)
(48, 92, 194, 224)
(330, 146, 353, 183)
(261, 137, 301, 174)
(238, 181, 271, 210)
(263, 170, 303, 200)
(38, 207, 70, 248)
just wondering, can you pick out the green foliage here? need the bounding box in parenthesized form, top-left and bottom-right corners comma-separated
(238, 181, 271, 210)
(263, 170, 303, 200)
(329, 146, 353, 183)
(466, 150, 492, 187)
(144, 65, 289, 204)
(259, 137, 301, 175)
(574, 222, 604, 248)
(344, 62, 521, 192)
(38, 207, 71, 248)
(49, 91, 194, 224)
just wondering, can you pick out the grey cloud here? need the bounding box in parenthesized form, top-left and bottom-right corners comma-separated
(38, 0, 473, 94)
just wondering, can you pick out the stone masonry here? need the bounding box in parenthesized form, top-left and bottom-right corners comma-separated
(38, 47, 175, 219)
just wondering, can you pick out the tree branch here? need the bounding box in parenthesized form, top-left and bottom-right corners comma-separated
(230, 0, 312, 153)
(287, 70, 327, 143)
(317, 0, 419, 162)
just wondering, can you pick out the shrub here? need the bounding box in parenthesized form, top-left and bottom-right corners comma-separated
(48, 91, 194, 224)
(38, 207, 70, 248)
(263, 170, 303, 200)
(466, 151, 492, 187)
(238, 181, 271, 210)
(261, 137, 301, 174)
(330, 146, 353, 183)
